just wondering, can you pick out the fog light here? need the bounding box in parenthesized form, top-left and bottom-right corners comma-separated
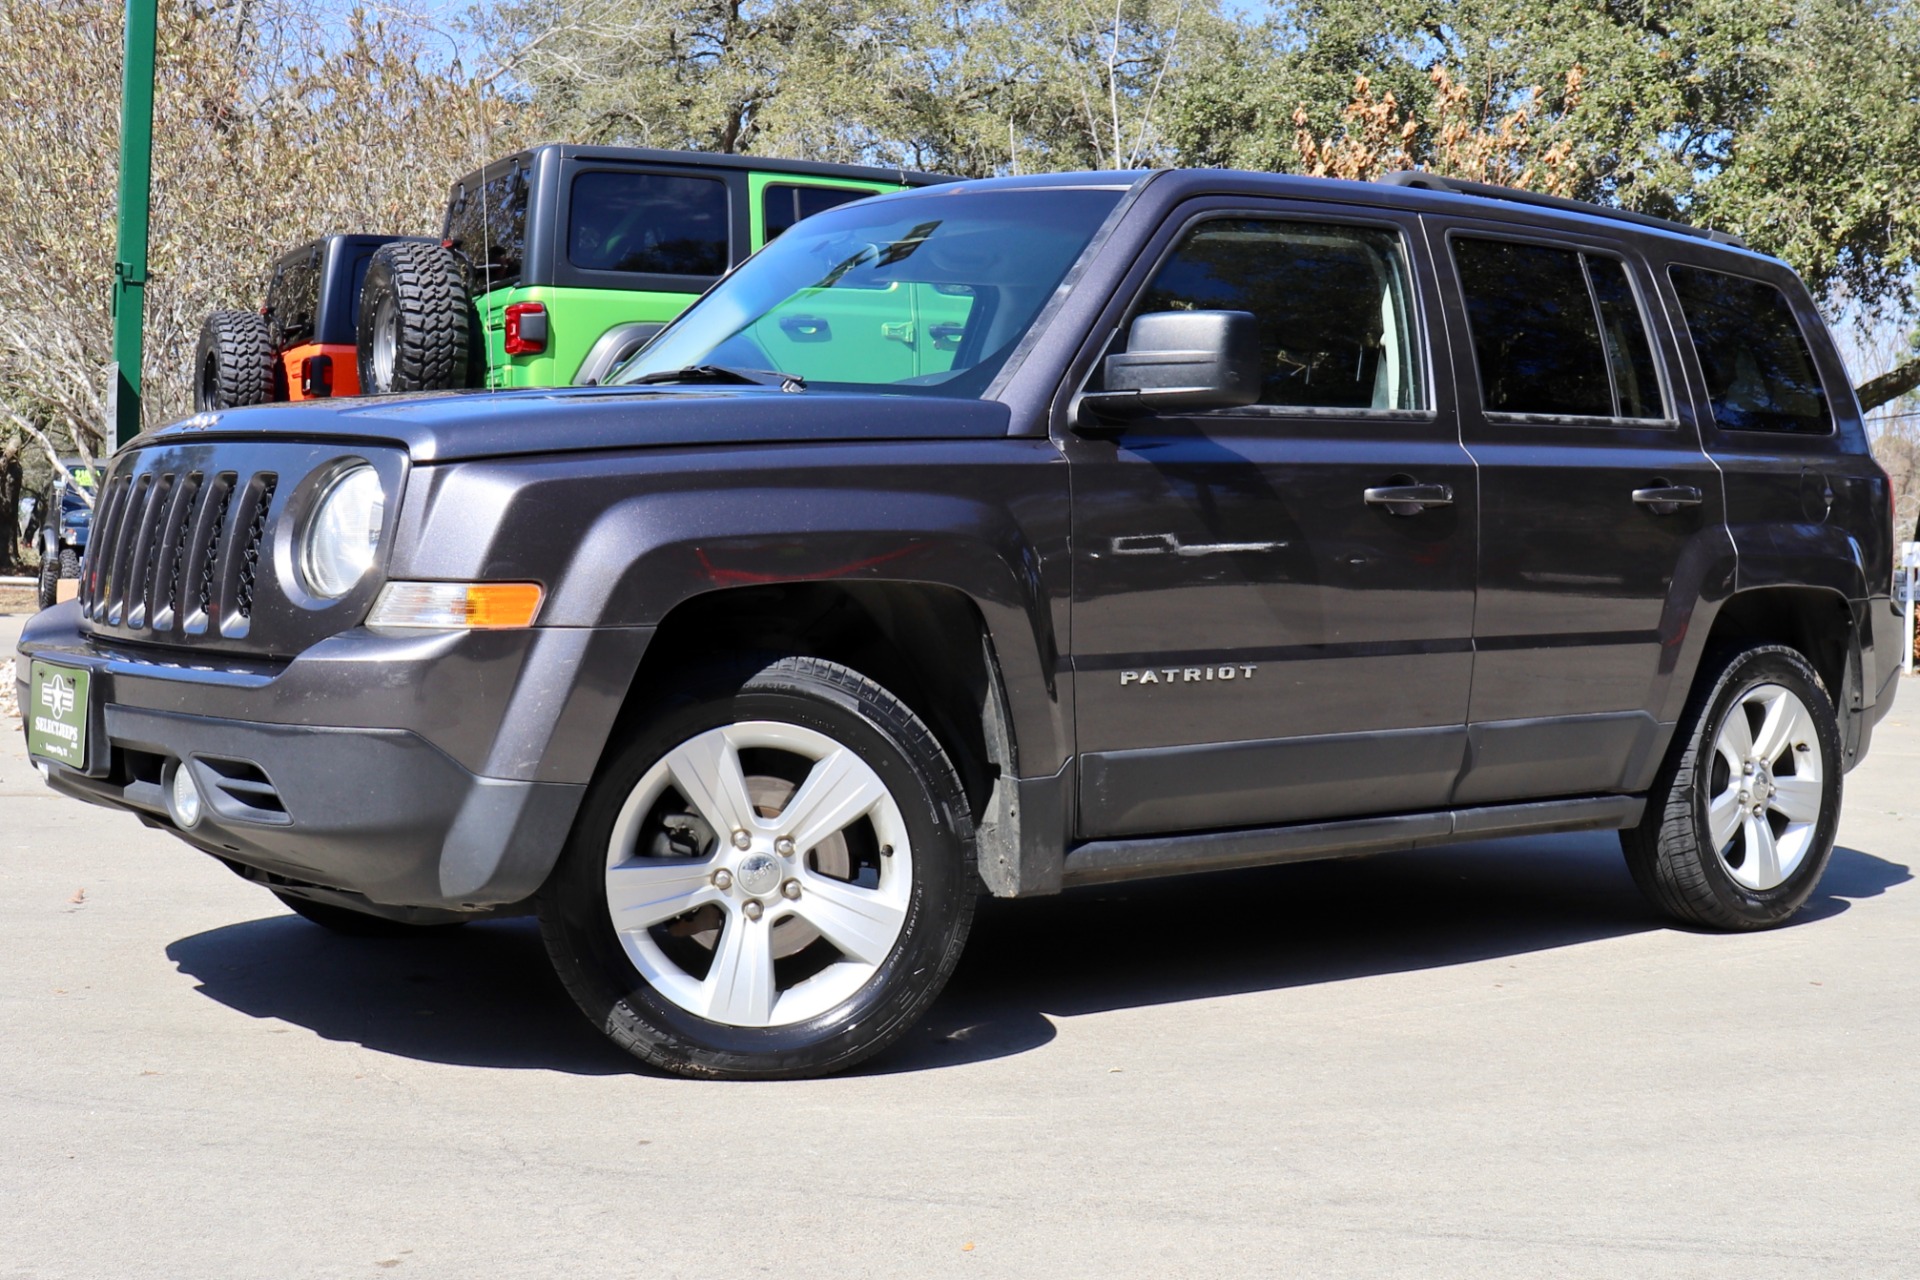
(169, 763, 204, 829)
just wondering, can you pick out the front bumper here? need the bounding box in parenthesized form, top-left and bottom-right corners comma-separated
(16, 604, 650, 908)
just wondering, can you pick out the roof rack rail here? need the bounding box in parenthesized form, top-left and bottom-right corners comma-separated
(1380, 172, 1747, 249)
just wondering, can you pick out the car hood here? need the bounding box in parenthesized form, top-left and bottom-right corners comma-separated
(139, 386, 1015, 463)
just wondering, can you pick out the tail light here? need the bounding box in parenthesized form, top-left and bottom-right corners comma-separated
(504, 302, 548, 356)
(300, 353, 333, 398)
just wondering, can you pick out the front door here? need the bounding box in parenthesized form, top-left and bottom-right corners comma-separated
(1064, 203, 1478, 838)
(1431, 220, 1727, 803)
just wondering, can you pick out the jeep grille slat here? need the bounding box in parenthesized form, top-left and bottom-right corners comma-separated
(104, 474, 153, 625)
(232, 474, 277, 622)
(191, 473, 237, 629)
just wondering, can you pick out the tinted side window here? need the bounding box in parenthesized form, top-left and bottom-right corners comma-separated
(1669, 266, 1831, 435)
(1586, 258, 1664, 419)
(1132, 219, 1425, 411)
(444, 166, 530, 294)
(1453, 238, 1613, 417)
(264, 252, 319, 349)
(764, 184, 874, 242)
(569, 172, 729, 277)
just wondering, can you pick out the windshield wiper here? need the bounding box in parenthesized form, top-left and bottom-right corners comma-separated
(627, 365, 806, 392)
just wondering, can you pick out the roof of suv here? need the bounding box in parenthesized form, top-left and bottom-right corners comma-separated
(897, 168, 1769, 264)
(453, 143, 958, 193)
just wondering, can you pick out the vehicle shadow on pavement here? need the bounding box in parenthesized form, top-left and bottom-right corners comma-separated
(166, 915, 639, 1075)
(873, 834, 1912, 1074)
(163, 834, 1909, 1078)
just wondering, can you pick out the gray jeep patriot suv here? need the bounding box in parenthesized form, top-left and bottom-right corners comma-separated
(17, 169, 1903, 1078)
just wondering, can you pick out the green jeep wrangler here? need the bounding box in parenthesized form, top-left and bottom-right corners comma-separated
(358, 145, 952, 394)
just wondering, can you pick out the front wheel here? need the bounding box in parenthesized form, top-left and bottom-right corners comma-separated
(539, 657, 977, 1079)
(1623, 644, 1842, 930)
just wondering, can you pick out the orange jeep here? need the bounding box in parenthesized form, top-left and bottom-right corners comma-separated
(193, 236, 429, 410)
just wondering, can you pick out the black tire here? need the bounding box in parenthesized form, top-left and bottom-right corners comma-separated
(36, 548, 58, 610)
(272, 890, 465, 938)
(539, 656, 977, 1080)
(193, 309, 276, 411)
(356, 242, 471, 394)
(1622, 644, 1842, 930)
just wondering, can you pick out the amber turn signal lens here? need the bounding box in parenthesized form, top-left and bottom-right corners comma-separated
(368, 581, 544, 630)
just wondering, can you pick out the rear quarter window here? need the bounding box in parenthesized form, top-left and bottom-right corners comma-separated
(569, 171, 729, 277)
(444, 165, 531, 294)
(763, 184, 876, 242)
(1668, 265, 1832, 435)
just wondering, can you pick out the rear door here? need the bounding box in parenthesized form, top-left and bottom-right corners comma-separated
(1433, 219, 1727, 803)
(1064, 200, 1479, 838)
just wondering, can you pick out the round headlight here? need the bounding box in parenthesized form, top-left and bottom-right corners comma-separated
(301, 464, 385, 598)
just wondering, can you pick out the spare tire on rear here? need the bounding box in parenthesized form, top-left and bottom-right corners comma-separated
(193, 309, 276, 411)
(357, 241, 471, 394)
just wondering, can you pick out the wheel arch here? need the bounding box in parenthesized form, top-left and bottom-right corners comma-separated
(1696, 584, 1866, 769)
(602, 579, 1038, 896)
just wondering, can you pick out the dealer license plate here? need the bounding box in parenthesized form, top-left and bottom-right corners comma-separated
(26, 661, 91, 769)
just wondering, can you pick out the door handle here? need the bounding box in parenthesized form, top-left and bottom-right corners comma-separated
(1632, 485, 1703, 514)
(1364, 483, 1454, 516)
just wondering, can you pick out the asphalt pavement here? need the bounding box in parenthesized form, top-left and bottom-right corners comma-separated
(3, 608, 1917, 1278)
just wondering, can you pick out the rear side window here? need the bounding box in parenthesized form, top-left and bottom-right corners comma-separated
(264, 251, 320, 349)
(763, 184, 874, 242)
(1131, 218, 1426, 411)
(569, 172, 729, 277)
(1669, 266, 1832, 435)
(444, 165, 531, 294)
(1452, 237, 1667, 420)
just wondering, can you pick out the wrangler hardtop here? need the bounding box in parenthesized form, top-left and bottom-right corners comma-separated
(19, 167, 1901, 1079)
(355, 144, 952, 397)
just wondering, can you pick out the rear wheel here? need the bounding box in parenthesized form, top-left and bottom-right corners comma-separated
(1623, 644, 1841, 930)
(356, 242, 470, 394)
(539, 656, 976, 1079)
(193, 310, 276, 411)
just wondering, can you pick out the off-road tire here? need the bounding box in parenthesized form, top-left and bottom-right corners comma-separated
(272, 890, 465, 938)
(356, 242, 471, 394)
(193, 310, 276, 411)
(1622, 643, 1841, 930)
(539, 656, 978, 1080)
(36, 547, 80, 610)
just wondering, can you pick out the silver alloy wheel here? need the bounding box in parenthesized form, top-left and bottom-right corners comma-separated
(603, 721, 914, 1028)
(1706, 682, 1825, 891)
(370, 293, 398, 390)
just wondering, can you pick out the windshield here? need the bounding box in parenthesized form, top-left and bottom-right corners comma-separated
(612, 187, 1124, 397)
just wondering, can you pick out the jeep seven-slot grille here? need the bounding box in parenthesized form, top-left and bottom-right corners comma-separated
(80, 468, 278, 636)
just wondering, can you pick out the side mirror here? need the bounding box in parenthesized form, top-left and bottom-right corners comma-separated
(1074, 310, 1262, 429)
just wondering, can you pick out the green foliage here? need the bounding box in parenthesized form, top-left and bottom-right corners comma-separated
(492, 0, 1240, 174)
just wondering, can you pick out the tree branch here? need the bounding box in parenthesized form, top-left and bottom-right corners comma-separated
(1858, 356, 1920, 414)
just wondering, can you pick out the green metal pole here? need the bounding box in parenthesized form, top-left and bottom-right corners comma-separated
(111, 0, 158, 448)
